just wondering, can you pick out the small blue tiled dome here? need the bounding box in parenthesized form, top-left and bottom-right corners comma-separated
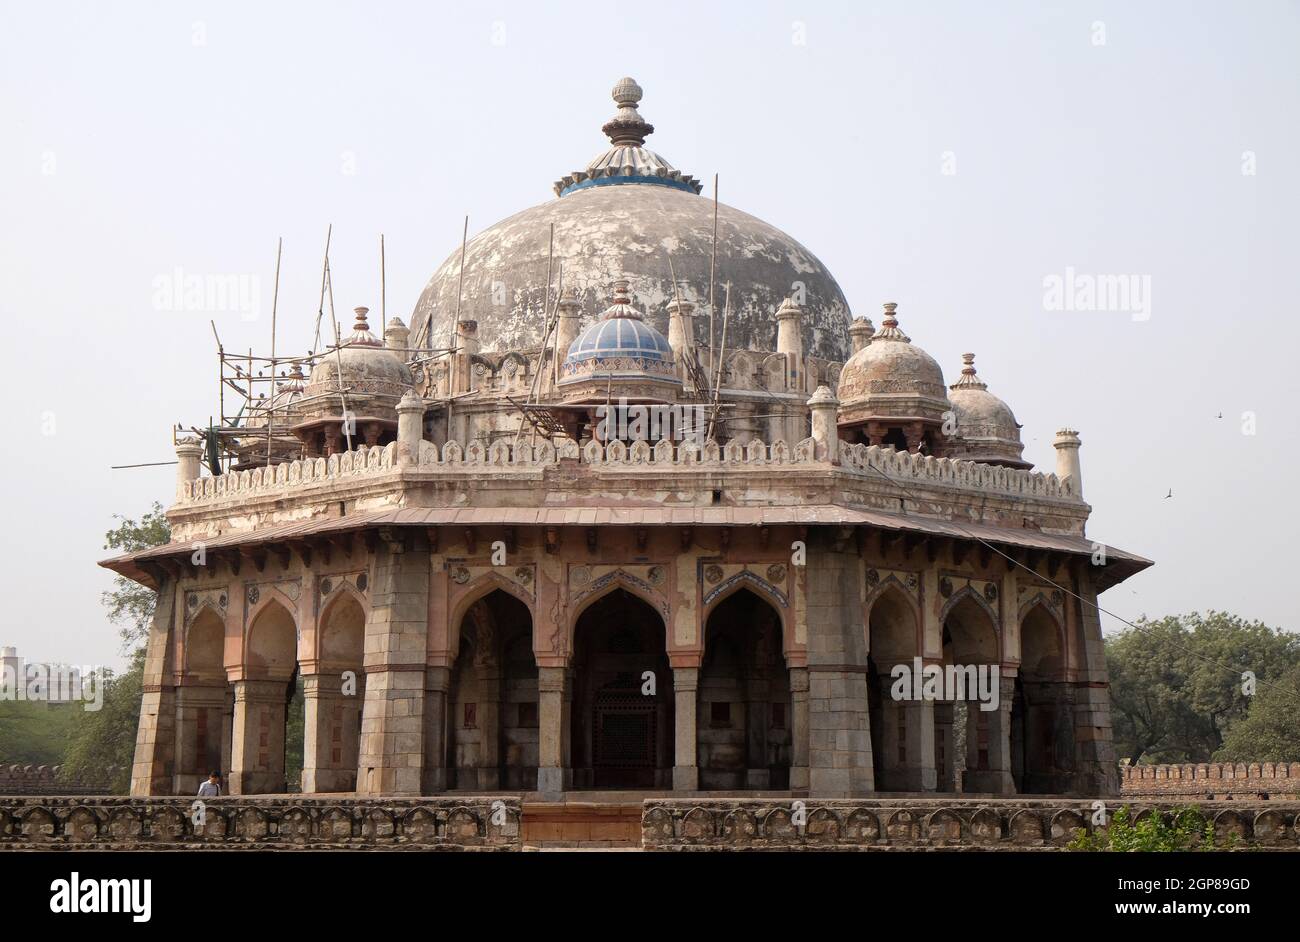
(560, 280, 679, 386)
(567, 313, 672, 363)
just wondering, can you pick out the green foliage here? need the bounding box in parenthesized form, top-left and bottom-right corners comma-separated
(1107, 611, 1300, 764)
(1217, 662, 1300, 762)
(58, 649, 144, 794)
(0, 700, 80, 765)
(285, 673, 305, 791)
(100, 502, 171, 652)
(1069, 805, 1225, 852)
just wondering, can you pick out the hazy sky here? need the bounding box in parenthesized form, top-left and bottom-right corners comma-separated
(1, 0, 1296, 670)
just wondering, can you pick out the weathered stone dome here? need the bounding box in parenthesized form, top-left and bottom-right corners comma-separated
(836, 303, 949, 423)
(947, 353, 1029, 468)
(411, 79, 852, 362)
(302, 307, 413, 419)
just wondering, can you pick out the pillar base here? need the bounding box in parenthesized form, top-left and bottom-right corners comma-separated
(672, 766, 699, 791)
(789, 766, 809, 791)
(537, 767, 571, 798)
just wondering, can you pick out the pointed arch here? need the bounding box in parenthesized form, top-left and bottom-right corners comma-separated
(702, 571, 790, 654)
(184, 606, 227, 683)
(865, 581, 922, 661)
(938, 584, 999, 630)
(244, 598, 299, 681)
(449, 571, 537, 661)
(567, 569, 669, 650)
(1019, 600, 1066, 678)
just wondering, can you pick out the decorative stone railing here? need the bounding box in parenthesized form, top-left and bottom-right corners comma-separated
(1121, 763, 1300, 797)
(641, 798, 1300, 850)
(175, 438, 1077, 505)
(0, 796, 521, 850)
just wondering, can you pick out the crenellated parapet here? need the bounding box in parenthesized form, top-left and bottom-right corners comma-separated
(175, 436, 1079, 509)
(1121, 763, 1300, 797)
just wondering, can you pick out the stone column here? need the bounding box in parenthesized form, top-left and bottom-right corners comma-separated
(963, 674, 1016, 794)
(1053, 428, 1083, 498)
(775, 296, 803, 390)
(537, 667, 571, 797)
(173, 684, 227, 795)
(1074, 567, 1116, 794)
(553, 289, 582, 385)
(805, 541, 874, 797)
(228, 679, 290, 795)
(849, 317, 875, 354)
(745, 673, 770, 789)
(899, 699, 938, 791)
(807, 386, 840, 463)
(301, 673, 363, 793)
(130, 576, 177, 796)
(672, 667, 699, 791)
(175, 438, 203, 494)
(476, 667, 502, 790)
(423, 666, 451, 792)
(789, 666, 809, 791)
(356, 536, 430, 796)
(666, 297, 696, 387)
(396, 389, 425, 466)
(933, 699, 955, 791)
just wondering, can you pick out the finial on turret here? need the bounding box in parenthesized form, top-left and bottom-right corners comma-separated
(849, 316, 875, 353)
(601, 279, 643, 320)
(602, 77, 655, 147)
(873, 302, 910, 342)
(951, 352, 987, 390)
(347, 306, 381, 346)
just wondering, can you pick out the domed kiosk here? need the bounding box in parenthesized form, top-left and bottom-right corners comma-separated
(104, 74, 1152, 822)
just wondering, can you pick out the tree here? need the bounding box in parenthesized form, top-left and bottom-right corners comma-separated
(1217, 662, 1300, 762)
(1107, 611, 1300, 764)
(58, 650, 144, 793)
(100, 502, 170, 652)
(57, 505, 171, 792)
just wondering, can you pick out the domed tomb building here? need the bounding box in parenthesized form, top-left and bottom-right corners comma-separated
(103, 78, 1149, 807)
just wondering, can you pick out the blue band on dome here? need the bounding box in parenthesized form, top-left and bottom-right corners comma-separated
(559, 174, 699, 197)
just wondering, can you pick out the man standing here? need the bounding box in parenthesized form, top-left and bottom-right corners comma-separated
(197, 770, 222, 797)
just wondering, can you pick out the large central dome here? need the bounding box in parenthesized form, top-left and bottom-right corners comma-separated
(412, 78, 852, 362)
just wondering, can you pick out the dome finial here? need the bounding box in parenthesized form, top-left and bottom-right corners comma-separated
(601, 278, 643, 320)
(951, 352, 987, 390)
(602, 77, 654, 147)
(873, 302, 910, 342)
(347, 306, 382, 347)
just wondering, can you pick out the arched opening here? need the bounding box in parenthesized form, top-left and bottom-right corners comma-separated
(941, 593, 1000, 793)
(866, 587, 919, 792)
(699, 589, 791, 789)
(176, 607, 233, 794)
(236, 600, 299, 793)
(1012, 605, 1072, 794)
(570, 588, 674, 789)
(447, 589, 537, 790)
(303, 593, 365, 793)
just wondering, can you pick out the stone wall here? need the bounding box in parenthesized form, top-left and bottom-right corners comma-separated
(641, 798, 1300, 850)
(1121, 763, 1300, 798)
(0, 796, 521, 850)
(0, 765, 116, 796)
